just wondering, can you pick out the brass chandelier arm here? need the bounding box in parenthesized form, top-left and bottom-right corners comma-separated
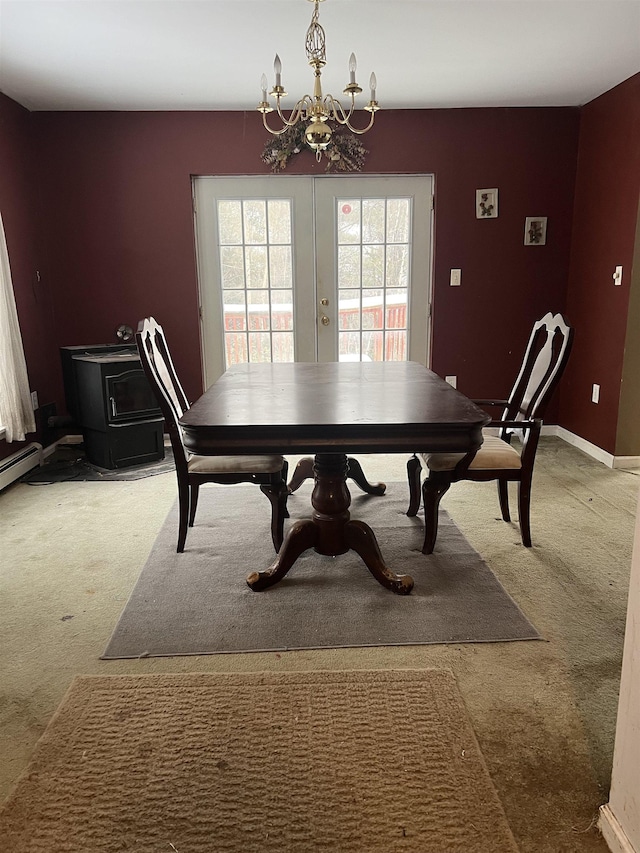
(324, 96, 378, 135)
(259, 97, 313, 133)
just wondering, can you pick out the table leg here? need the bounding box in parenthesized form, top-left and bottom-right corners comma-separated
(246, 520, 318, 591)
(345, 520, 413, 594)
(246, 452, 414, 594)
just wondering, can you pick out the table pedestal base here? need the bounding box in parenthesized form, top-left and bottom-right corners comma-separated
(246, 453, 414, 595)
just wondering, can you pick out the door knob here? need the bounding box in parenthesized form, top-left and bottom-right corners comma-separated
(321, 315, 330, 326)
(320, 298, 329, 306)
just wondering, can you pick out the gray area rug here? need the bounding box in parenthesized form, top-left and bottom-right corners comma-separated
(102, 482, 541, 658)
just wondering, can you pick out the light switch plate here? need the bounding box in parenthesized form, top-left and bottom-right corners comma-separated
(592, 384, 600, 404)
(450, 269, 461, 287)
(445, 375, 457, 388)
(613, 266, 623, 286)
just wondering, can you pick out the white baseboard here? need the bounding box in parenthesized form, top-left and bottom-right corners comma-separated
(599, 804, 638, 853)
(611, 455, 640, 470)
(553, 426, 616, 467)
(549, 426, 640, 470)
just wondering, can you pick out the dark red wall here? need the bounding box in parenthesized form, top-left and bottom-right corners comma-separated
(7, 86, 639, 457)
(29, 106, 579, 412)
(0, 95, 60, 461)
(560, 74, 640, 453)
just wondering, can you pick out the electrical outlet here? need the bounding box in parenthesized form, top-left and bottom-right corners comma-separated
(592, 384, 600, 404)
(450, 269, 461, 287)
(30, 390, 38, 410)
(445, 375, 457, 388)
(613, 266, 623, 286)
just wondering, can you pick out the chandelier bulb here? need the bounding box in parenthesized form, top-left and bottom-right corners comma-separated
(349, 52, 357, 84)
(369, 72, 377, 100)
(274, 54, 282, 87)
(261, 74, 268, 100)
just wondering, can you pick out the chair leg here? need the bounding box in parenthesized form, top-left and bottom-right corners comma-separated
(421, 480, 451, 554)
(287, 457, 314, 494)
(518, 476, 533, 547)
(497, 480, 510, 522)
(261, 481, 289, 551)
(346, 457, 386, 496)
(177, 480, 190, 553)
(188, 482, 200, 527)
(406, 455, 422, 516)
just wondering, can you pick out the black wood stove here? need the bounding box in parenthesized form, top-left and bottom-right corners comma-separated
(60, 344, 165, 469)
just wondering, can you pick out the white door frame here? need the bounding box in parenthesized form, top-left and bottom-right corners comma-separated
(193, 176, 315, 387)
(193, 174, 434, 386)
(314, 174, 433, 365)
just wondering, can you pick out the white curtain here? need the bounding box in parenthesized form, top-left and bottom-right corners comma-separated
(0, 212, 36, 442)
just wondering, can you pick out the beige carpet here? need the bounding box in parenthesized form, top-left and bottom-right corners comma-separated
(0, 669, 519, 853)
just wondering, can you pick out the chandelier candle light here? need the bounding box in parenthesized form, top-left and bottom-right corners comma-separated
(257, 0, 379, 160)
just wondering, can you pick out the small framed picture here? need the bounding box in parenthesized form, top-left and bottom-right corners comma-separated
(476, 188, 498, 218)
(524, 217, 547, 245)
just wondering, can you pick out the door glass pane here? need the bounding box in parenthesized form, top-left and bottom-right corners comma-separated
(363, 330, 383, 361)
(272, 289, 294, 329)
(362, 245, 384, 288)
(249, 332, 272, 362)
(272, 331, 294, 362)
(386, 289, 408, 329)
(339, 331, 361, 360)
(216, 198, 295, 369)
(247, 290, 270, 330)
(385, 330, 407, 361)
(336, 196, 412, 362)
(337, 200, 361, 244)
(339, 290, 360, 329)
(338, 246, 360, 288)
(362, 199, 385, 244)
(362, 289, 383, 330)
(243, 200, 267, 244)
(268, 200, 291, 243)
(387, 199, 410, 243)
(218, 201, 243, 244)
(245, 246, 268, 289)
(220, 246, 244, 289)
(269, 245, 292, 289)
(386, 245, 409, 288)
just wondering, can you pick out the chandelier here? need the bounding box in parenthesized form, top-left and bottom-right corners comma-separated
(257, 0, 379, 159)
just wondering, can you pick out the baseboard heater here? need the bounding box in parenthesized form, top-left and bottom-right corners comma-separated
(0, 442, 43, 491)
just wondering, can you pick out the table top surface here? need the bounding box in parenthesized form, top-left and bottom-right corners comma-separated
(179, 362, 490, 456)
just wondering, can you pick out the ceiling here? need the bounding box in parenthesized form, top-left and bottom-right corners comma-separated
(0, 0, 638, 113)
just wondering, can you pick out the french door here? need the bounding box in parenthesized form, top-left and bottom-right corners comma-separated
(193, 175, 433, 386)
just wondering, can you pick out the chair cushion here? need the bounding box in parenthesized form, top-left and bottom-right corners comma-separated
(420, 435, 522, 472)
(187, 454, 285, 475)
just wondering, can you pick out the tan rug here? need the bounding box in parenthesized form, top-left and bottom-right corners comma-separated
(0, 670, 519, 853)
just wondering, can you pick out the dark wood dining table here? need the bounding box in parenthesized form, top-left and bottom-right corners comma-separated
(179, 361, 490, 595)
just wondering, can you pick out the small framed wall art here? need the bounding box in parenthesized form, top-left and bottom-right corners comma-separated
(524, 216, 547, 245)
(476, 188, 498, 218)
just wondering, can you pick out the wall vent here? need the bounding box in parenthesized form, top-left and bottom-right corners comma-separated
(0, 442, 43, 491)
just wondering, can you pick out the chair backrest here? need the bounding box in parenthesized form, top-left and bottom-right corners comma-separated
(136, 317, 190, 465)
(502, 312, 574, 433)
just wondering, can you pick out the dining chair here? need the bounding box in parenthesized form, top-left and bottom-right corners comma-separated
(136, 317, 289, 553)
(407, 311, 574, 553)
(287, 456, 386, 496)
